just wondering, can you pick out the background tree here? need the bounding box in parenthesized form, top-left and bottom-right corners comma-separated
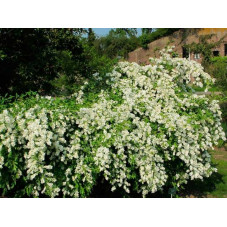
(0, 28, 87, 95)
(94, 28, 139, 59)
(139, 28, 180, 49)
(115, 28, 137, 37)
(142, 28, 153, 34)
(0, 28, 115, 96)
(88, 28, 96, 46)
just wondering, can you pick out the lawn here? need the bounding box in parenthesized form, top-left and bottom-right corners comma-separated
(208, 148, 227, 198)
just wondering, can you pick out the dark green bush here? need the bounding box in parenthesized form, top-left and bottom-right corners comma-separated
(0, 29, 116, 97)
(139, 28, 180, 49)
(206, 57, 227, 92)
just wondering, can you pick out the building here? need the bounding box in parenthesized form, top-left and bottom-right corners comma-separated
(127, 28, 227, 64)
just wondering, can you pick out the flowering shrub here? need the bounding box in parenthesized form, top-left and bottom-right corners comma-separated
(0, 47, 226, 197)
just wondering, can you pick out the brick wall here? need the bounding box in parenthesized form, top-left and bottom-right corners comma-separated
(127, 28, 227, 64)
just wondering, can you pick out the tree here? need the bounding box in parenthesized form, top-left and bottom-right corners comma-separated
(88, 28, 96, 46)
(114, 28, 137, 37)
(93, 28, 139, 59)
(139, 28, 180, 49)
(0, 28, 92, 95)
(142, 28, 153, 34)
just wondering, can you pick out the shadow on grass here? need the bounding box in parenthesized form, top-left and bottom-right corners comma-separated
(89, 178, 173, 198)
(1, 163, 224, 198)
(89, 168, 225, 198)
(1, 172, 224, 198)
(179, 171, 224, 198)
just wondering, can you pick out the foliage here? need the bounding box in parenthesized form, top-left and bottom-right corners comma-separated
(87, 28, 96, 46)
(0, 47, 226, 198)
(0, 28, 115, 96)
(183, 34, 227, 65)
(211, 56, 227, 64)
(141, 28, 153, 34)
(94, 28, 139, 59)
(50, 40, 117, 96)
(210, 156, 227, 198)
(0, 29, 88, 95)
(114, 28, 138, 37)
(0, 50, 6, 60)
(139, 28, 180, 49)
(205, 56, 227, 92)
(180, 149, 227, 198)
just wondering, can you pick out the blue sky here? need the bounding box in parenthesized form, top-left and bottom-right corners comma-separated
(92, 28, 111, 36)
(92, 28, 142, 36)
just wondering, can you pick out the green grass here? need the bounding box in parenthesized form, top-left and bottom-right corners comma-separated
(208, 157, 227, 198)
(178, 148, 227, 198)
(190, 84, 224, 93)
(209, 147, 227, 197)
(208, 86, 221, 92)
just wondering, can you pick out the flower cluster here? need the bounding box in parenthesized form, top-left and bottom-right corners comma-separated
(0, 47, 225, 197)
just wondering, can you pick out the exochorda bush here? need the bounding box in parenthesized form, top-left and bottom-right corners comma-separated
(0, 47, 226, 197)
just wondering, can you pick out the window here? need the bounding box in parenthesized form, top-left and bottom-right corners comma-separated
(194, 53, 200, 59)
(182, 47, 189, 58)
(225, 44, 227, 56)
(213, 51, 219, 56)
